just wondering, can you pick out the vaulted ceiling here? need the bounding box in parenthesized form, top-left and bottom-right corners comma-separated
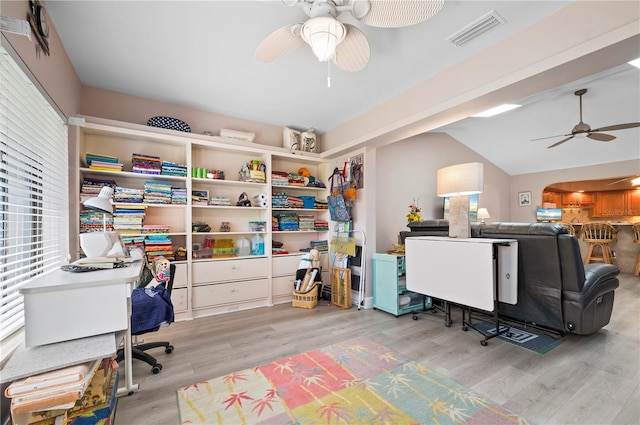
(45, 1, 640, 175)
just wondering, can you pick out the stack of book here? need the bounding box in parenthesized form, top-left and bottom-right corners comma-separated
(161, 160, 188, 177)
(79, 208, 114, 233)
(310, 240, 329, 252)
(5, 357, 118, 425)
(112, 205, 146, 234)
(143, 181, 172, 204)
(122, 235, 145, 252)
(277, 212, 299, 231)
(113, 186, 144, 203)
(132, 152, 161, 175)
(314, 220, 329, 232)
(85, 152, 123, 172)
(144, 234, 173, 261)
(171, 187, 188, 204)
(79, 177, 116, 204)
(298, 214, 315, 231)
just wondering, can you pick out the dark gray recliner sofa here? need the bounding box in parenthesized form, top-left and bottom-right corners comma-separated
(404, 221, 620, 334)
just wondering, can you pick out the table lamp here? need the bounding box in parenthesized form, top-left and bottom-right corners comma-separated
(477, 208, 491, 223)
(437, 162, 484, 238)
(80, 186, 124, 258)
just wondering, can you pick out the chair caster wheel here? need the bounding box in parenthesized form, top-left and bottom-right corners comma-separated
(481, 340, 488, 346)
(412, 315, 418, 320)
(445, 319, 452, 327)
(152, 364, 162, 374)
(166, 345, 174, 354)
(462, 326, 468, 332)
(506, 332, 513, 338)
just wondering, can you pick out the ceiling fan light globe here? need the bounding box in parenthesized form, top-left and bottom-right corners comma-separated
(301, 17, 346, 62)
(573, 132, 588, 139)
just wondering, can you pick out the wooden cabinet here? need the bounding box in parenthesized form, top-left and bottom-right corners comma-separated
(72, 117, 330, 321)
(542, 191, 562, 207)
(561, 192, 594, 206)
(593, 190, 629, 217)
(627, 190, 640, 215)
(372, 253, 429, 316)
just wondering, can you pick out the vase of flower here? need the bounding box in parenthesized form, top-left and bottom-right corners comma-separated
(407, 198, 421, 224)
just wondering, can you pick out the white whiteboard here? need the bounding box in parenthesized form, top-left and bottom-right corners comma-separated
(405, 237, 517, 311)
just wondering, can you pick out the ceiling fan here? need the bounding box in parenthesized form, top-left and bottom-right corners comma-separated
(255, 0, 445, 72)
(534, 88, 640, 149)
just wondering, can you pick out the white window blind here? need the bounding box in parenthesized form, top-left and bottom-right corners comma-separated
(0, 46, 69, 345)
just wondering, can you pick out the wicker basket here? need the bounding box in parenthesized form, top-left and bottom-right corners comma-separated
(292, 285, 318, 309)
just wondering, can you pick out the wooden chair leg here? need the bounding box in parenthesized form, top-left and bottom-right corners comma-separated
(584, 244, 595, 265)
(634, 254, 640, 277)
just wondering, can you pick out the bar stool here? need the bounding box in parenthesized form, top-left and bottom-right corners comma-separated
(632, 223, 640, 276)
(581, 222, 618, 265)
(559, 222, 577, 236)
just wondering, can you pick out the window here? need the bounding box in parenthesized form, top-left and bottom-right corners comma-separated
(0, 46, 68, 354)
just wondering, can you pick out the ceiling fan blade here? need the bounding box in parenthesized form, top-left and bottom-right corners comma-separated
(256, 24, 304, 63)
(357, 0, 445, 28)
(590, 122, 640, 132)
(547, 136, 574, 149)
(333, 24, 370, 72)
(587, 132, 616, 142)
(531, 133, 572, 142)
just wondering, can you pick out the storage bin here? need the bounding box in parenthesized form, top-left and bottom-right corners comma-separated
(301, 196, 316, 209)
(249, 221, 267, 231)
(292, 285, 318, 309)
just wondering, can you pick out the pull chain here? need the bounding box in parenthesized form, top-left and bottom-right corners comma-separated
(327, 60, 331, 88)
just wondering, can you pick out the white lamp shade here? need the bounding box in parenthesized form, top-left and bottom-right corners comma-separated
(437, 162, 484, 197)
(477, 208, 491, 220)
(83, 186, 114, 214)
(301, 17, 346, 62)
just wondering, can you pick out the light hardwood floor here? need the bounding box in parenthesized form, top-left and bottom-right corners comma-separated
(116, 273, 639, 425)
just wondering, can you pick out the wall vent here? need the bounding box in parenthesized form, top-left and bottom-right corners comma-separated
(446, 10, 506, 47)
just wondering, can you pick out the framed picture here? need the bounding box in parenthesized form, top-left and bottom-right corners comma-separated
(518, 191, 532, 206)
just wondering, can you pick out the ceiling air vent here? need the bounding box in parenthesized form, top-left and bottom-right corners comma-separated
(446, 10, 506, 47)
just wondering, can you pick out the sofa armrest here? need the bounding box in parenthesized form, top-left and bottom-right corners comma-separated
(563, 263, 619, 305)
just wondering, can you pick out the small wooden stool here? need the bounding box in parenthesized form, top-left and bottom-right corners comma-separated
(632, 223, 640, 276)
(581, 222, 618, 265)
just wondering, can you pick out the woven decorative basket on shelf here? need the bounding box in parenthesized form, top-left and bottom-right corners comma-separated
(292, 285, 318, 309)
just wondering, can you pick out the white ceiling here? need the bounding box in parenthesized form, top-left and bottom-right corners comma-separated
(45, 0, 640, 176)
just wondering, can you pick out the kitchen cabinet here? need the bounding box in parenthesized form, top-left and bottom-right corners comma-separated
(372, 253, 429, 316)
(593, 190, 629, 217)
(627, 190, 640, 215)
(561, 192, 594, 206)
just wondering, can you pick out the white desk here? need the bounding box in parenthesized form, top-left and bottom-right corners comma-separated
(405, 237, 518, 345)
(405, 237, 518, 311)
(18, 261, 144, 395)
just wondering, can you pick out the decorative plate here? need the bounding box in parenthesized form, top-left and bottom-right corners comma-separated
(147, 116, 191, 132)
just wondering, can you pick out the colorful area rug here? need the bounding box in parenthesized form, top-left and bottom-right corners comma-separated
(176, 337, 531, 424)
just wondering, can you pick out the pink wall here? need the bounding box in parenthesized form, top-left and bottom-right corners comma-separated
(1, 0, 81, 117)
(80, 87, 286, 149)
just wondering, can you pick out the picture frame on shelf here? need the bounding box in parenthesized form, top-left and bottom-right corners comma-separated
(518, 191, 532, 206)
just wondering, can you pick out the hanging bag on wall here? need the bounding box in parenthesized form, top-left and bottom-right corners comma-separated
(328, 170, 351, 222)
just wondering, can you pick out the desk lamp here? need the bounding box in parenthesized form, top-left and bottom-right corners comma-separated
(437, 162, 484, 238)
(81, 186, 123, 258)
(477, 208, 491, 223)
(83, 186, 114, 231)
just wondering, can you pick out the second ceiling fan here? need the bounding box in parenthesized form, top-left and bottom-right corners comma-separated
(534, 88, 640, 149)
(255, 0, 445, 72)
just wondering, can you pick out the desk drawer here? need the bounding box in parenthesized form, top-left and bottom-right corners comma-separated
(192, 279, 268, 308)
(193, 258, 267, 284)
